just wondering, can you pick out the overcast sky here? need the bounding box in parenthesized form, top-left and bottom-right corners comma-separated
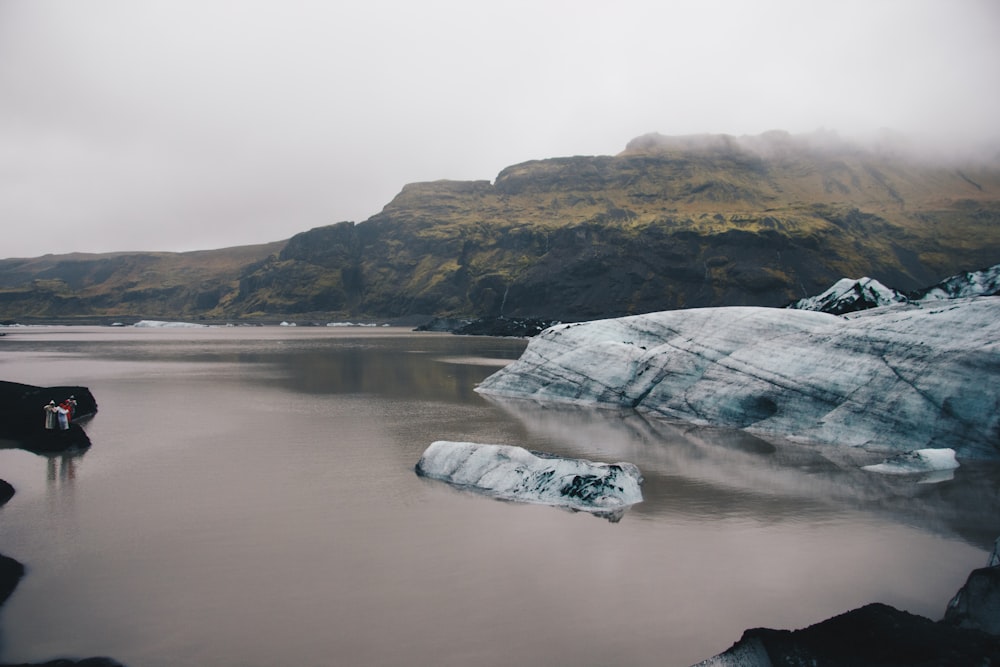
(2, 0, 999, 259)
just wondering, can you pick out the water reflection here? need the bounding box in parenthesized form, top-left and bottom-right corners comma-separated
(480, 395, 1000, 550)
(266, 340, 524, 402)
(45, 453, 79, 486)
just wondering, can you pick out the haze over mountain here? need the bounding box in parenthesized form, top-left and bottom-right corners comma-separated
(3, 1, 999, 260)
(0, 131, 998, 323)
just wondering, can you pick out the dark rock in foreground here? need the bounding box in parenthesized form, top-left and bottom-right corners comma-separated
(0, 381, 97, 453)
(944, 566, 1000, 636)
(0, 659, 126, 667)
(699, 538, 1000, 666)
(698, 602, 1000, 667)
(0, 554, 25, 608)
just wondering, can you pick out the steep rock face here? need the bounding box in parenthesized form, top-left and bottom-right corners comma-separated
(475, 298, 1000, 459)
(3, 132, 1000, 321)
(228, 133, 1000, 320)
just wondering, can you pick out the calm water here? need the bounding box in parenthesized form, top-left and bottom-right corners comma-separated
(0, 326, 997, 667)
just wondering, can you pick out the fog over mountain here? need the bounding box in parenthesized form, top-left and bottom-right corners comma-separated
(2, 0, 998, 259)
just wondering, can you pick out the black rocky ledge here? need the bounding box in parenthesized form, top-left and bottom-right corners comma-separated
(699, 538, 1000, 666)
(0, 381, 97, 453)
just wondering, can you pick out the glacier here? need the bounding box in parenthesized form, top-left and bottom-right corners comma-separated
(132, 320, 209, 328)
(475, 298, 1000, 460)
(861, 447, 960, 483)
(790, 263, 1000, 315)
(414, 440, 643, 521)
(789, 276, 908, 314)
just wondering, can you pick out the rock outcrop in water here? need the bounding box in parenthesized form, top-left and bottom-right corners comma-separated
(944, 537, 1000, 637)
(697, 602, 1000, 666)
(415, 440, 643, 521)
(0, 381, 97, 452)
(476, 298, 1000, 460)
(698, 538, 1000, 666)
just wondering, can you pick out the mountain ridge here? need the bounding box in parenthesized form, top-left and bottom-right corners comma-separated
(2, 131, 999, 322)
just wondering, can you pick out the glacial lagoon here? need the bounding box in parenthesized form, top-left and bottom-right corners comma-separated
(0, 326, 997, 667)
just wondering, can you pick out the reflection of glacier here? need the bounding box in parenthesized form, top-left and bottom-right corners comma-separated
(415, 440, 643, 522)
(478, 397, 1000, 549)
(476, 299, 1000, 460)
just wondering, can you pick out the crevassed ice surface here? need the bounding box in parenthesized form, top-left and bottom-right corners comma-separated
(476, 299, 1000, 459)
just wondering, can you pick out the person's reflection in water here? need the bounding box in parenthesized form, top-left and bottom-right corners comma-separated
(46, 453, 78, 486)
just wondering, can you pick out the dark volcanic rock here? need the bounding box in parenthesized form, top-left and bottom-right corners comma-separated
(0, 381, 96, 452)
(0, 659, 126, 667)
(944, 556, 1000, 636)
(702, 602, 1000, 667)
(0, 553, 25, 607)
(0, 479, 13, 505)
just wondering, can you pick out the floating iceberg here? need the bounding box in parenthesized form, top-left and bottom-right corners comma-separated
(132, 320, 209, 328)
(476, 299, 1000, 460)
(861, 448, 959, 483)
(415, 441, 643, 521)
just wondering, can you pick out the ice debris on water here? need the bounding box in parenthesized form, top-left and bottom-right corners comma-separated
(415, 440, 643, 522)
(861, 448, 959, 480)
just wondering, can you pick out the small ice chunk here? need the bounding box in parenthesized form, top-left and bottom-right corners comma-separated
(861, 448, 959, 477)
(415, 441, 643, 521)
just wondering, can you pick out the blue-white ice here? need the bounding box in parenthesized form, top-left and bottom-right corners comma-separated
(861, 448, 959, 482)
(133, 320, 209, 328)
(415, 440, 643, 520)
(476, 298, 1000, 460)
(790, 276, 907, 313)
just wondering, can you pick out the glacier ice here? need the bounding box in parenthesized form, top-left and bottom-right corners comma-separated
(789, 263, 1000, 314)
(861, 448, 959, 481)
(476, 298, 1000, 460)
(132, 320, 209, 328)
(790, 276, 908, 314)
(414, 440, 643, 521)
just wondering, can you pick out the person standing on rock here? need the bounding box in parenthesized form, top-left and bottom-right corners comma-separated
(43, 400, 59, 430)
(55, 403, 70, 430)
(60, 396, 77, 421)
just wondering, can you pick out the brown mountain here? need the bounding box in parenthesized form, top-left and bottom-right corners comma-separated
(2, 131, 999, 323)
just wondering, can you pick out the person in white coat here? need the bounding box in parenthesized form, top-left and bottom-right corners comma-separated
(43, 400, 60, 430)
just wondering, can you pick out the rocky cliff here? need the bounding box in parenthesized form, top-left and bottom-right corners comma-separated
(226, 131, 1000, 320)
(2, 131, 999, 322)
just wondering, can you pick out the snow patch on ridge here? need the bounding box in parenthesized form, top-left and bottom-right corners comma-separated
(790, 276, 907, 314)
(415, 440, 643, 521)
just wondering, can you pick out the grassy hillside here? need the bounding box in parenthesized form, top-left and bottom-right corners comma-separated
(231, 132, 1000, 320)
(3, 131, 999, 322)
(0, 242, 285, 322)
